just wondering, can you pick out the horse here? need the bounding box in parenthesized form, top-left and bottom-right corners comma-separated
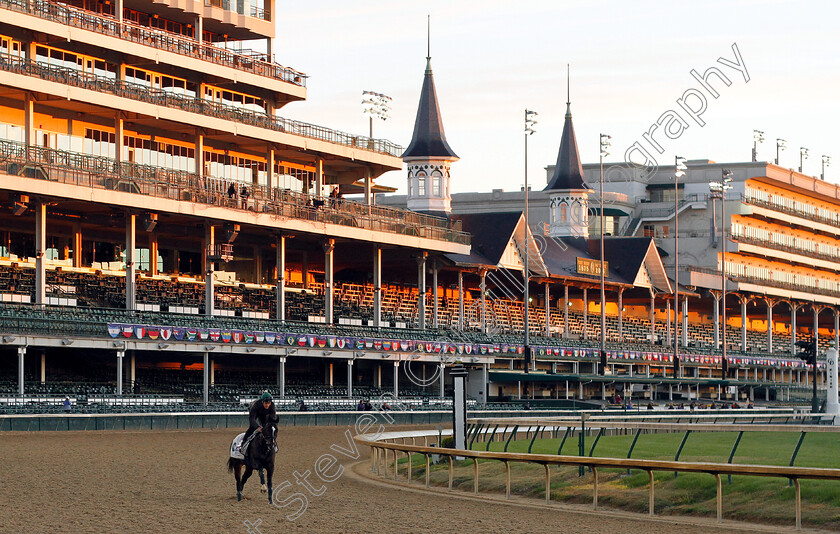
(227, 421, 277, 503)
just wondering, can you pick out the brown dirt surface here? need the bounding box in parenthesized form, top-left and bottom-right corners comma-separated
(0, 425, 819, 533)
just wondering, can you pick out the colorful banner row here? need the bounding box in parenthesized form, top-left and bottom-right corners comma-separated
(105, 323, 819, 369)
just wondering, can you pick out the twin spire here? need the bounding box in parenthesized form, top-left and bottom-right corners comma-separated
(544, 64, 586, 191)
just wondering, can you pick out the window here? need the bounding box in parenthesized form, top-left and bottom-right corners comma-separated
(432, 174, 441, 196)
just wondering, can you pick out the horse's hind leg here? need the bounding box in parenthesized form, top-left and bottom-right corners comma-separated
(234, 463, 243, 502)
(259, 468, 266, 493)
(239, 466, 254, 500)
(266, 466, 274, 504)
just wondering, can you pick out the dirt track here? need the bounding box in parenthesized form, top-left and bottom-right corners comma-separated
(0, 425, 810, 533)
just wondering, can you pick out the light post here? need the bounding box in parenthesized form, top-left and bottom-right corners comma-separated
(822, 155, 832, 181)
(361, 90, 392, 139)
(752, 130, 764, 162)
(775, 138, 786, 166)
(800, 147, 809, 173)
(674, 157, 687, 376)
(710, 169, 733, 374)
(599, 133, 611, 376)
(524, 109, 537, 373)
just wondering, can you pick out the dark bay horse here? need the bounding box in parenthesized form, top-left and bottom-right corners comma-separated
(227, 422, 276, 502)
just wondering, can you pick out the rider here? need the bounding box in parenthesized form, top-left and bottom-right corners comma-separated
(243, 391, 277, 446)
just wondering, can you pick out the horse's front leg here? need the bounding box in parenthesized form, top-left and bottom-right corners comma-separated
(266, 465, 274, 504)
(258, 468, 266, 493)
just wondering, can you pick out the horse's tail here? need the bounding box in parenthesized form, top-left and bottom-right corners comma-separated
(227, 457, 241, 473)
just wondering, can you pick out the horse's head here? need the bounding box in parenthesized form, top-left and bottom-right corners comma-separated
(258, 421, 277, 456)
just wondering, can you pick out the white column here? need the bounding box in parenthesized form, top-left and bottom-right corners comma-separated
(713, 293, 720, 348)
(204, 224, 214, 316)
(116, 350, 125, 396)
(276, 358, 286, 399)
(545, 282, 551, 337)
(203, 352, 209, 405)
(458, 270, 464, 331)
(480, 271, 487, 334)
(393, 361, 399, 398)
(373, 246, 382, 327)
(814, 306, 820, 358)
(24, 93, 34, 161)
(649, 288, 655, 345)
(618, 287, 625, 342)
(364, 168, 372, 206)
(682, 296, 689, 348)
(194, 129, 204, 181)
(34, 202, 46, 305)
(432, 260, 439, 328)
(276, 235, 285, 321)
(324, 239, 335, 324)
(439, 363, 445, 398)
(315, 158, 324, 198)
(40, 351, 45, 384)
(17, 346, 25, 395)
(666, 299, 672, 348)
(115, 113, 124, 164)
(564, 285, 569, 339)
(130, 353, 135, 390)
(791, 304, 798, 354)
(347, 360, 354, 399)
(742, 298, 748, 351)
(417, 252, 427, 329)
(125, 213, 136, 311)
(767, 300, 774, 353)
(583, 288, 588, 340)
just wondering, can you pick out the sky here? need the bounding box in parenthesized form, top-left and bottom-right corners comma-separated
(276, 1, 840, 194)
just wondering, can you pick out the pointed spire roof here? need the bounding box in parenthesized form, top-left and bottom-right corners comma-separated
(544, 68, 586, 191)
(401, 43, 458, 160)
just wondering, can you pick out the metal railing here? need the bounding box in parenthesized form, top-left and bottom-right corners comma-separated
(730, 232, 840, 264)
(204, 0, 269, 20)
(744, 192, 840, 230)
(0, 55, 401, 158)
(0, 0, 299, 84)
(358, 424, 840, 530)
(689, 265, 840, 299)
(0, 139, 470, 245)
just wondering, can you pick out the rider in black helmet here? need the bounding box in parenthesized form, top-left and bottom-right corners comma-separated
(244, 391, 277, 443)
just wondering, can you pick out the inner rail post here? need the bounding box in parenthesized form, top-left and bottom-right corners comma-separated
(592, 466, 599, 510)
(448, 455, 453, 491)
(504, 460, 510, 499)
(795, 478, 801, 530)
(715, 473, 722, 522)
(473, 458, 479, 495)
(425, 453, 430, 488)
(544, 463, 551, 504)
(648, 470, 655, 516)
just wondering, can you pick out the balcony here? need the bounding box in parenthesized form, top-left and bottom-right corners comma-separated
(729, 232, 840, 266)
(204, 0, 268, 21)
(0, 55, 399, 158)
(0, 0, 303, 86)
(0, 139, 471, 246)
(689, 266, 840, 300)
(744, 190, 840, 230)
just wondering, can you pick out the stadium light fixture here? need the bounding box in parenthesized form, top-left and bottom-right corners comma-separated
(599, 133, 611, 376)
(822, 155, 831, 181)
(752, 130, 764, 162)
(775, 138, 786, 165)
(800, 147, 809, 173)
(362, 90, 392, 138)
(710, 169, 733, 375)
(674, 156, 687, 377)
(523, 108, 538, 374)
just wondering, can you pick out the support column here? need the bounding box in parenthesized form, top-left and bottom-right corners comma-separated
(252, 245, 261, 283)
(791, 304, 798, 355)
(583, 288, 588, 340)
(480, 271, 487, 334)
(373, 246, 382, 327)
(649, 288, 655, 344)
(741, 297, 748, 351)
(713, 292, 721, 348)
(364, 168, 372, 206)
(17, 346, 25, 395)
(323, 239, 335, 324)
(24, 93, 34, 160)
(682, 296, 689, 348)
(376, 364, 382, 389)
(767, 300, 774, 353)
(835, 310, 839, 354)
(34, 202, 46, 305)
(276, 235, 285, 321)
(125, 213, 136, 311)
(314, 158, 324, 198)
(417, 252, 427, 329)
(302, 251, 309, 289)
(393, 361, 399, 398)
(202, 351, 209, 405)
(439, 363, 445, 398)
(72, 223, 82, 268)
(483, 363, 489, 404)
(40, 351, 45, 384)
(458, 270, 464, 331)
(129, 352, 135, 390)
(432, 260, 439, 328)
(266, 146, 276, 190)
(814, 306, 820, 357)
(347, 359, 353, 399)
(149, 232, 158, 276)
(564, 285, 569, 338)
(545, 282, 551, 337)
(117, 0, 123, 23)
(210, 358, 214, 387)
(116, 350, 124, 396)
(115, 113, 124, 165)
(276, 358, 285, 399)
(194, 129, 204, 181)
(204, 224, 214, 316)
(666, 300, 672, 348)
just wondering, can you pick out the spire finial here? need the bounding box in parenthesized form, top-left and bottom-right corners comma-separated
(565, 63, 571, 118)
(425, 15, 432, 73)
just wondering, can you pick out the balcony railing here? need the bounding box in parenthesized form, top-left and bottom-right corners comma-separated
(744, 191, 840, 230)
(729, 232, 840, 264)
(0, 139, 471, 246)
(0, 55, 401, 158)
(204, 0, 269, 21)
(0, 0, 301, 85)
(689, 266, 840, 299)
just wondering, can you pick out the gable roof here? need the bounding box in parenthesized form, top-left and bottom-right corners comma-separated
(443, 212, 520, 268)
(589, 237, 673, 293)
